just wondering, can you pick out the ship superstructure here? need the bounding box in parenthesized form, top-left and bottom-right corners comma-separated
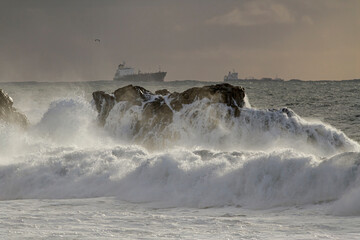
(224, 70, 239, 82)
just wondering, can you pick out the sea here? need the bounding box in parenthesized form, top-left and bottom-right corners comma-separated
(0, 79, 359, 239)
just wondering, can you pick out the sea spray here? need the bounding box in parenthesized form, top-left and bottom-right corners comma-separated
(32, 97, 112, 147)
(1, 83, 360, 216)
(0, 97, 113, 163)
(103, 96, 359, 155)
(1, 145, 360, 211)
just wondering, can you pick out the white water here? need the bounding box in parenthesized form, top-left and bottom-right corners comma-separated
(1, 81, 360, 239)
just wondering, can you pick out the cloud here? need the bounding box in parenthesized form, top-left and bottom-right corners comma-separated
(207, 2, 295, 26)
(301, 15, 314, 25)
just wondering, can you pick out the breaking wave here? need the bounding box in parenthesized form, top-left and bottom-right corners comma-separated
(104, 96, 358, 155)
(1, 94, 360, 216)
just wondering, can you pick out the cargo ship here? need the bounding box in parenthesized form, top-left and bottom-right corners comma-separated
(223, 70, 284, 82)
(113, 62, 166, 82)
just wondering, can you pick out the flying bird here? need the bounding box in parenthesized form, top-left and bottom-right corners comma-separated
(94, 39, 100, 43)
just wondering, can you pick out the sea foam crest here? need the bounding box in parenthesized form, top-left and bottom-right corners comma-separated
(0, 146, 360, 216)
(103, 97, 359, 155)
(1, 95, 360, 215)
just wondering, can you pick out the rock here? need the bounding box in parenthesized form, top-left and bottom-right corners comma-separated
(0, 89, 28, 128)
(168, 83, 245, 115)
(113, 85, 153, 105)
(93, 83, 245, 125)
(92, 83, 245, 146)
(92, 91, 115, 125)
(155, 89, 171, 95)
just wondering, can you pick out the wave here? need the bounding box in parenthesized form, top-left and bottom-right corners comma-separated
(0, 145, 359, 215)
(104, 97, 359, 155)
(1, 95, 360, 216)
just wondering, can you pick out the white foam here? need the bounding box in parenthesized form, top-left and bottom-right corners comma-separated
(331, 187, 360, 216)
(1, 94, 360, 216)
(1, 146, 359, 215)
(244, 94, 251, 108)
(103, 98, 359, 155)
(31, 97, 114, 147)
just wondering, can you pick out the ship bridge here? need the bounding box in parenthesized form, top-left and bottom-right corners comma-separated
(114, 62, 135, 78)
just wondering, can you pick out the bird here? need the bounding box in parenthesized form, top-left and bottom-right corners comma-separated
(94, 39, 100, 43)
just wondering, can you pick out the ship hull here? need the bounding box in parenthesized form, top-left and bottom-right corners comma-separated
(114, 72, 166, 82)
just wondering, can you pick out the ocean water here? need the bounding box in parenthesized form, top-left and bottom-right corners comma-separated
(0, 80, 360, 239)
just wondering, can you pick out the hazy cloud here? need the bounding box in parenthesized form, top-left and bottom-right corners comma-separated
(207, 2, 295, 26)
(300, 15, 313, 25)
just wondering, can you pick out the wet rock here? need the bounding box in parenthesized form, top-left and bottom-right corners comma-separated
(92, 83, 245, 128)
(168, 83, 245, 115)
(92, 91, 115, 125)
(155, 89, 171, 95)
(113, 85, 152, 105)
(0, 89, 28, 128)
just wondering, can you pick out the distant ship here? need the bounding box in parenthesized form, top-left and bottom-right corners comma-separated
(113, 62, 166, 82)
(224, 70, 239, 82)
(224, 70, 285, 82)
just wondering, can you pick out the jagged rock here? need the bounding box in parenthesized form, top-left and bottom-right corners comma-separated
(0, 89, 28, 128)
(114, 85, 152, 105)
(92, 83, 245, 147)
(155, 89, 171, 95)
(168, 84, 245, 115)
(92, 83, 245, 128)
(92, 91, 115, 125)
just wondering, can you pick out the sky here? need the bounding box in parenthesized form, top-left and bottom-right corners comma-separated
(0, 0, 359, 82)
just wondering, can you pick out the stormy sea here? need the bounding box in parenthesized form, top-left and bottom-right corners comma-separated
(0, 79, 359, 239)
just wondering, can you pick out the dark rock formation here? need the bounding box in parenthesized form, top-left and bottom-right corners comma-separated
(92, 83, 245, 147)
(92, 83, 245, 128)
(167, 84, 245, 114)
(0, 89, 28, 128)
(155, 89, 171, 95)
(92, 91, 115, 126)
